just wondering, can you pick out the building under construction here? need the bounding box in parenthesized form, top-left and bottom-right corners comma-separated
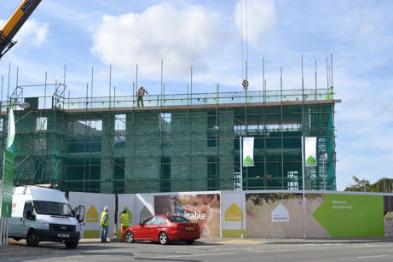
(0, 67, 339, 193)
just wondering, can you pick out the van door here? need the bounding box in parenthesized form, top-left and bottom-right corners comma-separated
(20, 201, 36, 237)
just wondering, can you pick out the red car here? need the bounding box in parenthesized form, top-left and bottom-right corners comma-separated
(125, 214, 200, 245)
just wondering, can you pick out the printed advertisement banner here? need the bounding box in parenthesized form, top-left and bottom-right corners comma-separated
(221, 191, 243, 238)
(6, 108, 15, 149)
(155, 193, 220, 238)
(1, 109, 16, 218)
(246, 193, 385, 238)
(305, 137, 317, 167)
(243, 137, 254, 167)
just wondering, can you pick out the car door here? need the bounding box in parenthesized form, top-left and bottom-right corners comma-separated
(143, 216, 159, 241)
(152, 216, 166, 241)
(134, 217, 153, 240)
(146, 216, 163, 241)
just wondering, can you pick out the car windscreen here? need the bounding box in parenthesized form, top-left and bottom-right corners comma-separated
(33, 201, 73, 217)
(168, 216, 190, 223)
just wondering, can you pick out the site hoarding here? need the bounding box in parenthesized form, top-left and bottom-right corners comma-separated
(221, 191, 243, 238)
(69, 192, 115, 239)
(384, 196, 393, 237)
(69, 190, 393, 240)
(246, 192, 385, 238)
(154, 193, 220, 238)
(118, 194, 155, 226)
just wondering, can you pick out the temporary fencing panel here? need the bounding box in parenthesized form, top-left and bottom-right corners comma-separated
(69, 192, 115, 239)
(70, 190, 393, 239)
(221, 191, 244, 238)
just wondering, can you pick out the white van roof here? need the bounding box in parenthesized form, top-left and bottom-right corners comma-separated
(14, 186, 68, 203)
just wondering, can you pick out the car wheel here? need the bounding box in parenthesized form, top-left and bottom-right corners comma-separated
(125, 231, 134, 243)
(26, 230, 39, 247)
(159, 232, 168, 245)
(186, 240, 194, 245)
(65, 240, 78, 249)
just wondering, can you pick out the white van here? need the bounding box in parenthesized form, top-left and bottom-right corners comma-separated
(8, 186, 85, 249)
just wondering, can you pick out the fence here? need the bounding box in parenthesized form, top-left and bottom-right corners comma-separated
(69, 190, 393, 240)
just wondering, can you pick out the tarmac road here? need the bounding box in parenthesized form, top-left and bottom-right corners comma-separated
(1, 239, 393, 262)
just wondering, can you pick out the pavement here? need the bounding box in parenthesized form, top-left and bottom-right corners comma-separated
(1, 238, 393, 262)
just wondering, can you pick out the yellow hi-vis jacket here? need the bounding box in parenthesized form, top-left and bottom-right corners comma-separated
(120, 212, 129, 227)
(100, 210, 110, 227)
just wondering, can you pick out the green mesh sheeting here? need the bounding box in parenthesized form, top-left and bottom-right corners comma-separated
(0, 90, 337, 193)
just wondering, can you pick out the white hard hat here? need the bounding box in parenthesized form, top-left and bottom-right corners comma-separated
(104, 206, 108, 211)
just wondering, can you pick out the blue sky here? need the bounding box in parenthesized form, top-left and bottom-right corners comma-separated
(1, 0, 392, 189)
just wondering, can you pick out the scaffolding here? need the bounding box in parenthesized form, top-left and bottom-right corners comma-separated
(0, 83, 338, 194)
(0, 56, 339, 194)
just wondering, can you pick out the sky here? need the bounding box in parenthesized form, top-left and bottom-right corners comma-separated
(1, 0, 392, 190)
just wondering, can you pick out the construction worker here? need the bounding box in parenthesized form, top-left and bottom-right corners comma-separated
(100, 206, 110, 243)
(136, 85, 148, 107)
(119, 208, 129, 242)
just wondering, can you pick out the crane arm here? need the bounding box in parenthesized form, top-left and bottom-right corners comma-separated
(0, 0, 42, 59)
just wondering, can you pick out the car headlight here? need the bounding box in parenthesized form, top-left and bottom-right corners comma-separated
(42, 222, 50, 230)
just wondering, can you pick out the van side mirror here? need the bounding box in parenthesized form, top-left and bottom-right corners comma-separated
(26, 210, 35, 220)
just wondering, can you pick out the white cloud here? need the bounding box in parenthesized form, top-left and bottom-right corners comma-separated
(91, 3, 229, 78)
(234, 0, 276, 49)
(0, 19, 48, 47)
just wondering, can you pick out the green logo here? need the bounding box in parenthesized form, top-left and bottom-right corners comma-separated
(306, 155, 316, 166)
(244, 155, 254, 166)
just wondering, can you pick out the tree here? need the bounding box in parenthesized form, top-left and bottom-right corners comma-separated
(344, 176, 370, 192)
(369, 178, 393, 193)
(345, 176, 393, 193)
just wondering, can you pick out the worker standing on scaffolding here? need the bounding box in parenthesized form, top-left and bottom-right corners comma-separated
(136, 85, 148, 107)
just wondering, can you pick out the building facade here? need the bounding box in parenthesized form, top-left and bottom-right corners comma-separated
(1, 88, 338, 193)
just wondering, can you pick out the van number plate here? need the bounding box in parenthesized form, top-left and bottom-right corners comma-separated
(57, 233, 70, 238)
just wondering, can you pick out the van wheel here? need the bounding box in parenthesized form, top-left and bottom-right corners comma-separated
(65, 240, 78, 249)
(186, 240, 194, 245)
(27, 230, 39, 247)
(159, 232, 168, 245)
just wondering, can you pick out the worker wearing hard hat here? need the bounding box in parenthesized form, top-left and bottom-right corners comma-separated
(100, 206, 110, 243)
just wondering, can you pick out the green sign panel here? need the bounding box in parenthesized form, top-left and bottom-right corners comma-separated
(3, 150, 15, 189)
(2, 150, 15, 218)
(1, 192, 12, 218)
(313, 194, 384, 237)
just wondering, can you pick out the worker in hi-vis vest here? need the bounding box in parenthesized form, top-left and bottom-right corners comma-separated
(119, 208, 129, 242)
(100, 206, 110, 243)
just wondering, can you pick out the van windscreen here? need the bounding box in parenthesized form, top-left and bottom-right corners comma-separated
(33, 201, 73, 217)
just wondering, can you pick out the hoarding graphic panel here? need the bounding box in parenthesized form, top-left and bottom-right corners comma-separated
(313, 194, 384, 237)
